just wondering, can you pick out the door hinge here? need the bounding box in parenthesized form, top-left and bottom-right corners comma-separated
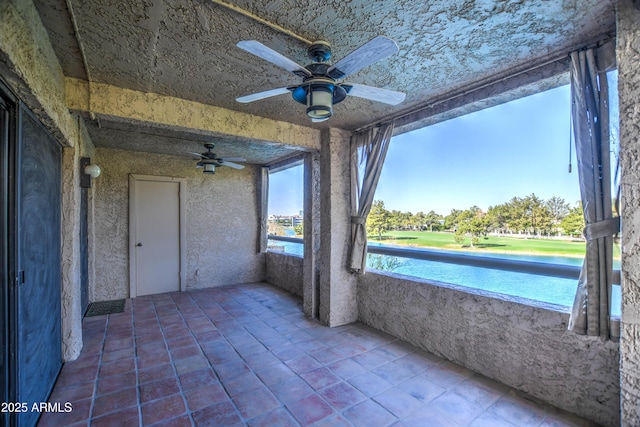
(17, 270, 25, 285)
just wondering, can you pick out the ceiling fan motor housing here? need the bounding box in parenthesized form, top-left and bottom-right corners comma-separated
(291, 79, 347, 105)
(307, 41, 331, 63)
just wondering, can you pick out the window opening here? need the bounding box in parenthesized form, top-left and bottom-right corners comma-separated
(267, 163, 304, 255)
(367, 83, 621, 315)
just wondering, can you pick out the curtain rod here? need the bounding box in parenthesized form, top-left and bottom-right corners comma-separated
(354, 34, 615, 134)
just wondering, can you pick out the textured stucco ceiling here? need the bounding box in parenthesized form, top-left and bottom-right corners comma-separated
(33, 0, 615, 163)
(83, 115, 304, 164)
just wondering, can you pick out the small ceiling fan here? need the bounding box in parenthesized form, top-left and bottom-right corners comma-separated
(190, 143, 246, 174)
(235, 35, 406, 122)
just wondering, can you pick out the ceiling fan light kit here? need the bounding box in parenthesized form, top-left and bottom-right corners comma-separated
(236, 36, 406, 122)
(190, 143, 246, 175)
(306, 85, 333, 121)
(203, 163, 216, 174)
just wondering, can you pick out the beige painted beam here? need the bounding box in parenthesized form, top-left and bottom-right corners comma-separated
(65, 77, 320, 150)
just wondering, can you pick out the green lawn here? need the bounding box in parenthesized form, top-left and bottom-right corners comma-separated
(372, 230, 589, 257)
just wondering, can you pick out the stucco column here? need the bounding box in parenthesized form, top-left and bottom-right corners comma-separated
(303, 151, 320, 318)
(617, 1, 640, 425)
(60, 146, 83, 361)
(318, 128, 358, 326)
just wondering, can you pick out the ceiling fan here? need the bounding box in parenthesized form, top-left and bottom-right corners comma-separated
(235, 35, 406, 122)
(190, 143, 246, 174)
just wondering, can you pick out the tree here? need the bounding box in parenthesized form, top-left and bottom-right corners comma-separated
(293, 224, 304, 236)
(444, 209, 463, 231)
(367, 200, 390, 240)
(268, 223, 286, 236)
(526, 194, 553, 236)
(364, 194, 578, 241)
(387, 210, 398, 230)
(454, 206, 490, 247)
(389, 211, 413, 230)
(425, 210, 443, 232)
(561, 205, 585, 238)
(413, 211, 427, 230)
(502, 194, 552, 236)
(546, 196, 570, 235)
(486, 204, 511, 234)
(504, 196, 527, 234)
(546, 196, 570, 222)
(401, 211, 414, 230)
(367, 253, 403, 272)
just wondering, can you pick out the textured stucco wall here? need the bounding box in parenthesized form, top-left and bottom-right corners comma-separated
(60, 120, 95, 361)
(0, 0, 79, 147)
(319, 128, 358, 326)
(618, 1, 640, 425)
(0, 0, 97, 361)
(93, 147, 264, 301)
(357, 272, 620, 426)
(265, 251, 303, 297)
(303, 152, 321, 318)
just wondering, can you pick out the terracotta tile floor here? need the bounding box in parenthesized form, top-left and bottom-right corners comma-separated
(39, 283, 600, 427)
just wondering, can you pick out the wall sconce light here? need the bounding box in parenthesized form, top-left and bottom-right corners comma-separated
(80, 157, 101, 188)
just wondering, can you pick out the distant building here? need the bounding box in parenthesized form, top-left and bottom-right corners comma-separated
(268, 214, 304, 227)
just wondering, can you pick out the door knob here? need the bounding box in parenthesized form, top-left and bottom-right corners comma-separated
(137, 243, 142, 247)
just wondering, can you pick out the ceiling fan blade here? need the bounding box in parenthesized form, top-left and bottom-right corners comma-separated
(219, 157, 246, 162)
(327, 36, 399, 80)
(219, 161, 245, 170)
(236, 87, 292, 103)
(343, 83, 406, 105)
(189, 152, 207, 158)
(237, 40, 311, 77)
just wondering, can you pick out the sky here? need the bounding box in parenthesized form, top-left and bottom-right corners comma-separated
(269, 164, 304, 216)
(269, 84, 585, 217)
(376, 84, 580, 215)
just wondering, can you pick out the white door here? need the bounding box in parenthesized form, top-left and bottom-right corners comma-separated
(130, 175, 185, 296)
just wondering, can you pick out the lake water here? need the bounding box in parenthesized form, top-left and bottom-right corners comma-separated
(267, 240, 621, 316)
